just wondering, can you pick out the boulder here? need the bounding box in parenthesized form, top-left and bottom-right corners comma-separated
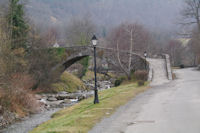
(62, 99, 71, 104)
(58, 91, 68, 95)
(47, 97, 57, 101)
(78, 94, 87, 101)
(46, 100, 64, 108)
(56, 94, 70, 100)
(56, 93, 79, 100)
(68, 93, 79, 99)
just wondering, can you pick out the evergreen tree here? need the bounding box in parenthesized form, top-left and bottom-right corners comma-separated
(7, 0, 28, 49)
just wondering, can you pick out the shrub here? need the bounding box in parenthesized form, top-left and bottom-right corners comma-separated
(198, 65, 200, 70)
(114, 79, 122, 87)
(114, 76, 126, 87)
(137, 80, 145, 86)
(10, 88, 40, 114)
(0, 74, 40, 116)
(134, 70, 148, 81)
(0, 88, 40, 116)
(0, 91, 11, 113)
(180, 64, 185, 69)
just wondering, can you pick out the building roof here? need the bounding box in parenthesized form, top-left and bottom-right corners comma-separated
(53, 42, 60, 48)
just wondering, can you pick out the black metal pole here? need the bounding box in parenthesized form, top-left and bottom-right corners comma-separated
(145, 57, 147, 70)
(93, 46, 99, 104)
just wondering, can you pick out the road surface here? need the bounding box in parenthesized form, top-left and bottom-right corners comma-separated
(89, 68, 200, 133)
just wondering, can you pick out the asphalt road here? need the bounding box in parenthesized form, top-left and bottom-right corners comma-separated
(89, 68, 200, 133)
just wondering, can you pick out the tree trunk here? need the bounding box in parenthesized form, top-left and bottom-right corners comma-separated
(128, 29, 133, 72)
(116, 41, 130, 79)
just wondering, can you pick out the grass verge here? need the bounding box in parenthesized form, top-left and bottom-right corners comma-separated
(30, 83, 148, 133)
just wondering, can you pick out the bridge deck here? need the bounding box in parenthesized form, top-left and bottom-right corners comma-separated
(147, 58, 169, 86)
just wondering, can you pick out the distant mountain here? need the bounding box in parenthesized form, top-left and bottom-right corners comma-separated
(0, 0, 184, 36)
(25, 0, 183, 31)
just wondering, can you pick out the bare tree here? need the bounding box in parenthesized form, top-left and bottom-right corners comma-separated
(65, 15, 95, 46)
(180, 0, 200, 65)
(181, 0, 200, 32)
(165, 40, 185, 66)
(27, 26, 63, 89)
(106, 23, 150, 79)
(65, 15, 96, 78)
(107, 23, 150, 52)
(42, 27, 59, 46)
(181, 0, 200, 64)
(189, 29, 200, 64)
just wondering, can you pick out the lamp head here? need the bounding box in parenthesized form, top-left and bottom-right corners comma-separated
(144, 51, 147, 57)
(91, 35, 98, 46)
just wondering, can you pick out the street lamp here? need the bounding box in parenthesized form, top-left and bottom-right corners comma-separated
(144, 51, 147, 70)
(91, 35, 99, 104)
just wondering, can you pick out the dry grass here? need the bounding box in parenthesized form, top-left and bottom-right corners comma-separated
(51, 71, 87, 93)
(0, 74, 40, 117)
(82, 70, 105, 81)
(30, 82, 148, 133)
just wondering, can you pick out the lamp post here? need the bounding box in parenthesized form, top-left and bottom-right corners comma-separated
(91, 35, 99, 104)
(144, 51, 147, 70)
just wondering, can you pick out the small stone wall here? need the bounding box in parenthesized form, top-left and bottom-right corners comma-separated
(162, 54, 172, 80)
(148, 62, 153, 81)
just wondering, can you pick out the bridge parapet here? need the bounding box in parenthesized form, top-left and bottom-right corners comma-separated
(162, 54, 172, 80)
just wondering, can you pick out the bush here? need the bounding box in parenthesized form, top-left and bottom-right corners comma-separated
(137, 80, 145, 86)
(0, 74, 40, 116)
(134, 70, 148, 81)
(0, 88, 40, 116)
(180, 64, 185, 69)
(198, 65, 200, 70)
(114, 79, 122, 87)
(114, 76, 126, 87)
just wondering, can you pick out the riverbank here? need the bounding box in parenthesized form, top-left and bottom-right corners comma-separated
(0, 78, 113, 133)
(0, 108, 59, 133)
(30, 82, 148, 133)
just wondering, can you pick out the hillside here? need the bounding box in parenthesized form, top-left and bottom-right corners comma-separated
(24, 0, 183, 31)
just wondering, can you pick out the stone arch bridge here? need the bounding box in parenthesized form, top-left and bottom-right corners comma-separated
(52, 46, 148, 74)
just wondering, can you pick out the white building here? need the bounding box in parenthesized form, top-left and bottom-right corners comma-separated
(53, 42, 60, 48)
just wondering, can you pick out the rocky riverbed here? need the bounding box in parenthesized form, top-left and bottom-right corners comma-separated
(38, 91, 94, 109)
(0, 80, 114, 133)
